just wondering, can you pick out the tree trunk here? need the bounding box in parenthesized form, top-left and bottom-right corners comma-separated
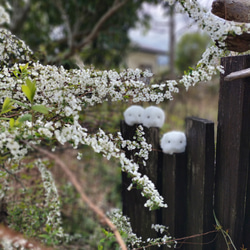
(169, 4, 176, 79)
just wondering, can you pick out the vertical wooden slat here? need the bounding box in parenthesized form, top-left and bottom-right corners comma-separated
(120, 121, 159, 247)
(160, 152, 187, 249)
(243, 151, 250, 248)
(185, 117, 215, 250)
(215, 55, 250, 249)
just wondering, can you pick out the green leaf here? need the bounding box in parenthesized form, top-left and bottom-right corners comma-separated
(13, 70, 20, 78)
(31, 105, 49, 114)
(26, 78, 36, 94)
(18, 114, 32, 122)
(22, 85, 32, 103)
(19, 63, 29, 72)
(9, 118, 15, 128)
(22, 79, 36, 103)
(1, 97, 14, 114)
(98, 245, 104, 250)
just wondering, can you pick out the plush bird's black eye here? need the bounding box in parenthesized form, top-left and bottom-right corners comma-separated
(168, 140, 171, 143)
(147, 116, 150, 119)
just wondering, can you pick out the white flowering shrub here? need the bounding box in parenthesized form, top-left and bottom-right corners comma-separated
(0, 0, 249, 248)
(106, 209, 176, 249)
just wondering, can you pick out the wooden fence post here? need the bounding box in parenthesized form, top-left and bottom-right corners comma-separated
(214, 55, 250, 249)
(185, 117, 215, 250)
(160, 152, 187, 249)
(120, 121, 160, 248)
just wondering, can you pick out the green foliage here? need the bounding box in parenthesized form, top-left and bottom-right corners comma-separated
(175, 32, 212, 74)
(5, 0, 161, 67)
(18, 114, 32, 123)
(31, 105, 49, 114)
(7, 179, 48, 239)
(213, 211, 237, 250)
(21, 78, 37, 103)
(13, 63, 30, 79)
(98, 229, 120, 250)
(1, 97, 14, 114)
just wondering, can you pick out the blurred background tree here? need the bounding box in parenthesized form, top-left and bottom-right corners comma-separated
(1, 0, 162, 69)
(175, 32, 211, 74)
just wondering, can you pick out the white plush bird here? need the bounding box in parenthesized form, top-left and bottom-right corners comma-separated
(123, 105, 144, 126)
(160, 131, 186, 155)
(142, 106, 165, 128)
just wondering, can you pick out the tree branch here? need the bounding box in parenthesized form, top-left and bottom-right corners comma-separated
(10, 0, 31, 34)
(78, 0, 128, 49)
(52, 0, 128, 63)
(224, 68, 250, 81)
(23, 142, 127, 250)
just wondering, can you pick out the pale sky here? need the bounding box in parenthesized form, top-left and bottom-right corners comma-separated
(128, 0, 214, 52)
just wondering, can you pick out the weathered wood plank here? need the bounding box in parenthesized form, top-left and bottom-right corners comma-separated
(215, 55, 250, 249)
(211, 0, 250, 52)
(120, 121, 160, 248)
(185, 117, 215, 250)
(212, 0, 250, 23)
(160, 152, 187, 249)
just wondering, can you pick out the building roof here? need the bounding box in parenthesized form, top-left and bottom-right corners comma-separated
(130, 43, 168, 55)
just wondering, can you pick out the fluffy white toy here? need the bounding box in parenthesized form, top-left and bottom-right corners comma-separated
(160, 131, 186, 155)
(142, 106, 165, 128)
(123, 105, 144, 126)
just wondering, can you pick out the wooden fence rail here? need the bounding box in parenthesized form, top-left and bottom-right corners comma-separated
(121, 55, 250, 250)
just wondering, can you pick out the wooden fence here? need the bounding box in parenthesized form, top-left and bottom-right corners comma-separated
(121, 55, 250, 249)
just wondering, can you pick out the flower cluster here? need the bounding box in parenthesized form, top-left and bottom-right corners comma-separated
(108, 209, 176, 249)
(36, 160, 78, 243)
(36, 160, 65, 239)
(36, 160, 62, 229)
(119, 125, 152, 166)
(107, 208, 142, 249)
(0, 29, 32, 65)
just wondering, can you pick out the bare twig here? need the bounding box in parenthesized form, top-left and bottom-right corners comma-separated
(53, 0, 128, 62)
(0, 225, 52, 250)
(135, 230, 218, 249)
(224, 68, 250, 81)
(23, 141, 127, 250)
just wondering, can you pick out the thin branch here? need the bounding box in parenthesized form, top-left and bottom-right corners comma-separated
(224, 68, 250, 81)
(135, 230, 218, 250)
(23, 141, 127, 250)
(78, 0, 128, 48)
(52, 0, 128, 63)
